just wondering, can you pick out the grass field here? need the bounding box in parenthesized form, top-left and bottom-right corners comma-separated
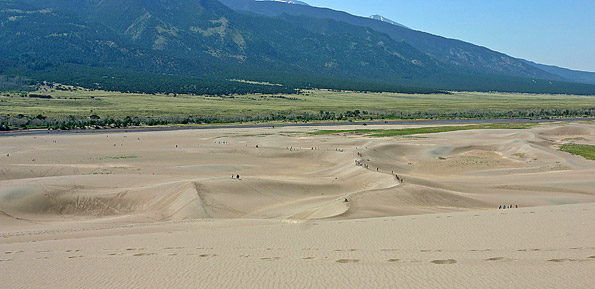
(1, 89, 594, 120)
(559, 143, 595, 160)
(309, 123, 538, 137)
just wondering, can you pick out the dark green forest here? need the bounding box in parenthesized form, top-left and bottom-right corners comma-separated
(2, 0, 595, 96)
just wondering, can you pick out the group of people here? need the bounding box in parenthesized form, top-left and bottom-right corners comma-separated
(394, 173, 403, 183)
(499, 204, 517, 209)
(355, 159, 404, 183)
(355, 159, 369, 169)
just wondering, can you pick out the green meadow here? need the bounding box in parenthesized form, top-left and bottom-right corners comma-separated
(2, 89, 594, 119)
(309, 123, 537, 137)
(559, 143, 595, 160)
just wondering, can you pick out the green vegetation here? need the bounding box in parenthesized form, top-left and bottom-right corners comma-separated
(512, 153, 527, 158)
(559, 144, 595, 160)
(1, 89, 593, 130)
(3, 1, 595, 96)
(310, 123, 537, 137)
(105, 155, 138, 160)
(0, 1, 444, 96)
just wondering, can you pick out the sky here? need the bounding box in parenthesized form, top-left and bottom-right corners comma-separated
(304, 0, 595, 72)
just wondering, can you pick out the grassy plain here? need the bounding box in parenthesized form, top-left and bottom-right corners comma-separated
(1, 89, 594, 119)
(559, 143, 595, 160)
(309, 123, 537, 137)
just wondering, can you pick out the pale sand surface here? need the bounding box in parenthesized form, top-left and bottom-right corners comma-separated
(1, 122, 594, 288)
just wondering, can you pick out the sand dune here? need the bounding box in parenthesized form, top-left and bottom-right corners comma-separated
(1, 122, 594, 224)
(1, 121, 594, 288)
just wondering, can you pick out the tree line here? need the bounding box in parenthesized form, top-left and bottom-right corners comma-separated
(2, 108, 593, 131)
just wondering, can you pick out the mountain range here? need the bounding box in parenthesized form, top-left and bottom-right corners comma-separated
(1, 0, 594, 95)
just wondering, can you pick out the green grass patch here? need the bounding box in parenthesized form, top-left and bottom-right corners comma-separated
(310, 123, 536, 137)
(103, 155, 138, 160)
(559, 143, 595, 160)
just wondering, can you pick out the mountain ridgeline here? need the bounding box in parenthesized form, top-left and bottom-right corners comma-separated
(1, 0, 594, 95)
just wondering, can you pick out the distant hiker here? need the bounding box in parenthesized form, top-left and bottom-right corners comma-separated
(376, 167, 379, 171)
(232, 174, 234, 179)
(499, 205, 502, 209)
(255, 144, 259, 148)
(344, 198, 349, 203)
(515, 204, 518, 208)
(236, 174, 240, 179)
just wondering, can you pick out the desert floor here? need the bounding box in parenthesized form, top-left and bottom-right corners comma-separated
(1, 122, 594, 288)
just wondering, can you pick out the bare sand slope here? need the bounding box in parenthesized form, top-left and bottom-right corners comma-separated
(2, 203, 595, 288)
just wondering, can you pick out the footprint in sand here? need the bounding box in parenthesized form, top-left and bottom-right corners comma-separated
(0, 259, 14, 262)
(430, 259, 457, 264)
(387, 259, 402, 263)
(485, 257, 513, 262)
(68, 255, 84, 259)
(260, 257, 281, 261)
(548, 258, 577, 262)
(588, 255, 595, 259)
(336, 259, 360, 263)
(199, 254, 217, 257)
(133, 253, 156, 257)
(302, 257, 315, 260)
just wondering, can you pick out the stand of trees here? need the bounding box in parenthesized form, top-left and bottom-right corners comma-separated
(1, 108, 593, 131)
